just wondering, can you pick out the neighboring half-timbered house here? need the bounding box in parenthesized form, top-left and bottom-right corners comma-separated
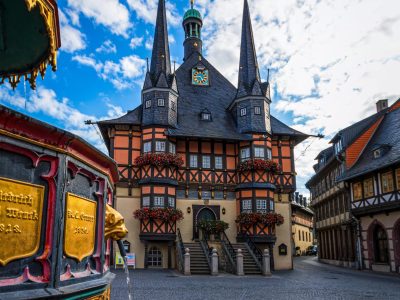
(98, 0, 309, 271)
(308, 99, 400, 273)
(341, 99, 400, 273)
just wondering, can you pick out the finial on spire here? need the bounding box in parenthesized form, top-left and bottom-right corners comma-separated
(190, 0, 194, 9)
(267, 68, 270, 83)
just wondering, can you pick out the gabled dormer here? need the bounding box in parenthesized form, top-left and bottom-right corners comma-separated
(371, 144, 391, 159)
(141, 0, 179, 128)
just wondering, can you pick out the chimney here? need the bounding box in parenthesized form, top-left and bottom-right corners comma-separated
(295, 192, 299, 203)
(376, 99, 388, 113)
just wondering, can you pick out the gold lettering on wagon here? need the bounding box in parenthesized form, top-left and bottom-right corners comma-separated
(64, 193, 97, 261)
(0, 177, 44, 266)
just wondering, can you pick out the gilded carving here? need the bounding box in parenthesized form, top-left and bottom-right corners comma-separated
(64, 193, 97, 262)
(104, 204, 128, 241)
(86, 287, 111, 300)
(0, 177, 44, 266)
(0, 0, 59, 89)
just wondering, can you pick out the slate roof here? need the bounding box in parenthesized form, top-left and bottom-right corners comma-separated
(306, 146, 337, 186)
(150, 0, 171, 79)
(167, 52, 251, 141)
(269, 116, 309, 144)
(341, 103, 400, 180)
(98, 51, 309, 147)
(236, 0, 262, 98)
(330, 108, 387, 147)
(291, 201, 314, 216)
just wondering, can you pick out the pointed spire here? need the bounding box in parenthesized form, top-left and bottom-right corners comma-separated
(237, 0, 261, 97)
(150, 0, 171, 80)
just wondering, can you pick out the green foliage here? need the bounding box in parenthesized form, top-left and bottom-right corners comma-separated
(198, 220, 229, 234)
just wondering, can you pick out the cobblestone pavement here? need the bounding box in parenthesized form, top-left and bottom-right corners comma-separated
(111, 256, 400, 300)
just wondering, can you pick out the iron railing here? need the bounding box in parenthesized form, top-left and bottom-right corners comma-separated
(245, 235, 263, 268)
(220, 231, 237, 273)
(177, 228, 185, 273)
(200, 229, 213, 270)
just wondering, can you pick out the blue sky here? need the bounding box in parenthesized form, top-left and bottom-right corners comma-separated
(1, 0, 400, 197)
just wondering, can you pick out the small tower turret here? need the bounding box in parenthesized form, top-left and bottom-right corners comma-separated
(142, 0, 178, 128)
(183, 0, 203, 60)
(230, 0, 271, 134)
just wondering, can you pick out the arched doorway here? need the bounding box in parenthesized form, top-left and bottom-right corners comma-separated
(194, 207, 216, 240)
(393, 219, 400, 271)
(373, 224, 389, 264)
(148, 246, 163, 268)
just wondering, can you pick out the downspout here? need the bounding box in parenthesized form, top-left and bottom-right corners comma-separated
(355, 217, 363, 270)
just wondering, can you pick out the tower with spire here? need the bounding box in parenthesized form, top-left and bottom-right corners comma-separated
(142, 0, 179, 128)
(182, 0, 203, 60)
(230, 0, 272, 134)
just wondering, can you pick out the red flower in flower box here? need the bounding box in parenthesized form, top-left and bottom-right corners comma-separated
(134, 153, 184, 169)
(237, 159, 281, 173)
(235, 212, 284, 226)
(133, 207, 184, 222)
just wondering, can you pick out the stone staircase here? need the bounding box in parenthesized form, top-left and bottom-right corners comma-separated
(183, 242, 210, 275)
(232, 243, 262, 275)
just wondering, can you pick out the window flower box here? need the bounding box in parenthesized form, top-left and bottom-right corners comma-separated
(235, 212, 284, 226)
(237, 159, 280, 173)
(134, 153, 184, 169)
(133, 207, 184, 222)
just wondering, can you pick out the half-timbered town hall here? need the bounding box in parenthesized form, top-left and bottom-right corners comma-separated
(98, 0, 309, 272)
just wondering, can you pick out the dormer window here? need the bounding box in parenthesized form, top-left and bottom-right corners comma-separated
(201, 112, 211, 120)
(200, 109, 212, 121)
(254, 106, 261, 115)
(240, 108, 247, 117)
(372, 144, 391, 159)
(373, 149, 381, 159)
(334, 138, 343, 155)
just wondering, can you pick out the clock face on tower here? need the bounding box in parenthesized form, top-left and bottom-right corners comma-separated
(192, 67, 209, 86)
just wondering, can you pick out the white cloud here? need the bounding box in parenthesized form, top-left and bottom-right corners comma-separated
(96, 40, 117, 54)
(73, 54, 147, 89)
(59, 10, 86, 53)
(194, 0, 400, 195)
(145, 36, 154, 50)
(67, 0, 132, 37)
(129, 36, 144, 49)
(168, 34, 176, 44)
(65, 8, 80, 26)
(0, 86, 125, 152)
(126, 0, 180, 27)
(72, 55, 102, 72)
